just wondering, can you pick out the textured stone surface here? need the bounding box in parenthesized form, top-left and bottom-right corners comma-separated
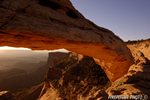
(0, 0, 133, 82)
(127, 39, 150, 59)
(106, 51, 150, 98)
(39, 52, 110, 100)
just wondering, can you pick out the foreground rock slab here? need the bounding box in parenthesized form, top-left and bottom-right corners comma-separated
(106, 51, 150, 99)
(0, 0, 133, 82)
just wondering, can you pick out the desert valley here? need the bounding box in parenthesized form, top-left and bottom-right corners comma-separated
(0, 0, 150, 100)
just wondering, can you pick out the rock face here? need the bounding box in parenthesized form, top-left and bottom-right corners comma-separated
(0, 0, 133, 82)
(106, 51, 150, 99)
(127, 39, 150, 59)
(39, 52, 111, 100)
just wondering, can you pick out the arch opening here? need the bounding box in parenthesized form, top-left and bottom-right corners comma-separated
(0, 46, 70, 92)
(0, 0, 134, 82)
(0, 46, 111, 98)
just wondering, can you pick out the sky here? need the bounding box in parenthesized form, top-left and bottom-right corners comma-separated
(70, 0, 150, 41)
(0, 46, 69, 52)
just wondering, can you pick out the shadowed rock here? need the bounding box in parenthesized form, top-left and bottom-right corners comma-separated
(0, 91, 14, 100)
(0, 0, 133, 82)
(39, 53, 110, 100)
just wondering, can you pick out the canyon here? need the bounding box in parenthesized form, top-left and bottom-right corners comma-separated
(1, 47, 150, 99)
(0, 0, 150, 99)
(0, 51, 68, 93)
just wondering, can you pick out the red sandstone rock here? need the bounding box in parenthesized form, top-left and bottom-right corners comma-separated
(106, 52, 150, 98)
(0, 0, 133, 82)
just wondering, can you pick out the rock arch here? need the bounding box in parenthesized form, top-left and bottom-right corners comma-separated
(0, 0, 133, 82)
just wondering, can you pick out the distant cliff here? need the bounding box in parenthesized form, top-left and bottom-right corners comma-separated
(47, 52, 70, 67)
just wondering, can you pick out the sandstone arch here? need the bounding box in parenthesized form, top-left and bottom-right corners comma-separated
(0, 0, 133, 82)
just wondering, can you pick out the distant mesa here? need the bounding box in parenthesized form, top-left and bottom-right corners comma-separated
(0, 51, 69, 93)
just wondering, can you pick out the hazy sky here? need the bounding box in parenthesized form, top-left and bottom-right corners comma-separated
(70, 0, 150, 41)
(0, 46, 69, 52)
